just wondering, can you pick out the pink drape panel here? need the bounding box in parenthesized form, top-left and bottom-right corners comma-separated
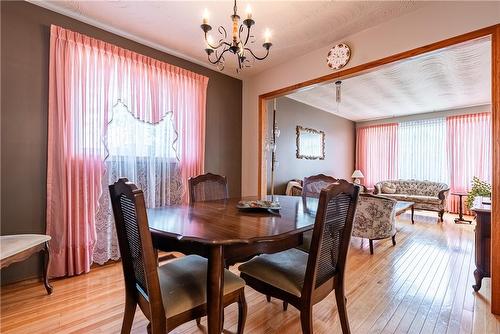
(446, 112, 491, 214)
(47, 25, 208, 277)
(356, 124, 398, 188)
(47, 27, 110, 277)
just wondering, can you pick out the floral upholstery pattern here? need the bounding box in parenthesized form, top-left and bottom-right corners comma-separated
(374, 180, 449, 213)
(352, 194, 397, 240)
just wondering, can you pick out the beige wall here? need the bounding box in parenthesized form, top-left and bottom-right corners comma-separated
(242, 2, 500, 196)
(266, 97, 355, 194)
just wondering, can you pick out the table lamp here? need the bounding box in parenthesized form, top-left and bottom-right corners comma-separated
(351, 170, 364, 185)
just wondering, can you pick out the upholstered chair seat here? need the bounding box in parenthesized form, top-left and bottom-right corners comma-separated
(160, 255, 245, 317)
(238, 248, 308, 297)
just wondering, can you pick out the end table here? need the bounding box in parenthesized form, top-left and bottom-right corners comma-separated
(451, 192, 472, 224)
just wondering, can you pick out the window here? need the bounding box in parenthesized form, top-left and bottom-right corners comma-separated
(107, 102, 178, 160)
(398, 118, 448, 183)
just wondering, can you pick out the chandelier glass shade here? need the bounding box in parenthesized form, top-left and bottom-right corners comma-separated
(201, 0, 272, 72)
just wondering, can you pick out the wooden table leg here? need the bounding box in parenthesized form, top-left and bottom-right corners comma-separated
(43, 242, 53, 295)
(411, 205, 415, 224)
(207, 245, 224, 334)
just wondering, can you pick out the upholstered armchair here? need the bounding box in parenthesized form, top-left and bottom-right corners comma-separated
(352, 193, 397, 254)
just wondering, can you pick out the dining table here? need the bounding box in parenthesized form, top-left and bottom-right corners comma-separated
(147, 195, 318, 334)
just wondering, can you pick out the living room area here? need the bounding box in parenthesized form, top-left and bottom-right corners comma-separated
(264, 36, 491, 226)
(258, 34, 495, 322)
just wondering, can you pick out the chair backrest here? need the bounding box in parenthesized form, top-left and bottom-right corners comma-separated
(302, 174, 338, 199)
(109, 178, 165, 321)
(188, 173, 228, 203)
(303, 180, 360, 295)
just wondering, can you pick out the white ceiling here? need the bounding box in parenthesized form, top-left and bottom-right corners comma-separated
(32, 1, 427, 77)
(286, 37, 492, 122)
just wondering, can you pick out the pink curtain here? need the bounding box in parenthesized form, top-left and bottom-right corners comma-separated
(356, 123, 398, 188)
(446, 112, 491, 214)
(47, 25, 208, 277)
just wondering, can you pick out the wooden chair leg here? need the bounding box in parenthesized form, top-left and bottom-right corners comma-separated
(369, 239, 374, 254)
(300, 306, 313, 334)
(283, 301, 288, 311)
(122, 295, 137, 334)
(391, 235, 396, 246)
(196, 318, 201, 326)
(43, 242, 53, 294)
(266, 295, 271, 302)
(237, 289, 247, 334)
(335, 286, 351, 334)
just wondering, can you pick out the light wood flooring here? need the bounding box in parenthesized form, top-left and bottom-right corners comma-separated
(1, 211, 499, 333)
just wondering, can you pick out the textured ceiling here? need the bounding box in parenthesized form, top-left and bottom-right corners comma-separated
(286, 37, 492, 122)
(32, 1, 427, 77)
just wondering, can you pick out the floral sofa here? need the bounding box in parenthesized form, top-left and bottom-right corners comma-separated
(373, 180, 450, 221)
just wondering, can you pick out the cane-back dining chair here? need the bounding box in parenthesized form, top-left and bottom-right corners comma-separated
(302, 174, 338, 199)
(109, 178, 247, 334)
(239, 180, 360, 334)
(298, 174, 338, 252)
(188, 173, 229, 203)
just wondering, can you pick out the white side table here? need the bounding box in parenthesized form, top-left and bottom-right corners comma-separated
(0, 234, 53, 294)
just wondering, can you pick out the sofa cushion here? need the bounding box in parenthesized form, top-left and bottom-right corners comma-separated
(381, 183, 397, 194)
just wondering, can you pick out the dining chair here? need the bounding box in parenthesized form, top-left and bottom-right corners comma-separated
(302, 174, 338, 199)
(239, 179, 360, 334)
(188, 172, 229, 203)
(298, 174, 338, 252)
(109, 178, 247, 334)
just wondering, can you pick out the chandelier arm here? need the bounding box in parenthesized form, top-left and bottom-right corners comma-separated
(244, 47, 270, 61)
(218, 26, 228, 40)
(204, 29, 231, 50)
(242, 24, 252, 46)
(238, 25, 244, 44)
(207, 47, 231, 65)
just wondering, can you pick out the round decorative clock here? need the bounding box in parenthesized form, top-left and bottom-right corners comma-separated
(326, 43, 351, 70)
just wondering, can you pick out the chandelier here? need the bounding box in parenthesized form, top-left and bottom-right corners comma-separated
(200, 0, 272, 72)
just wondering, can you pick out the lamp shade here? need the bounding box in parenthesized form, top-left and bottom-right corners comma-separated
(351, 170, 364, 178)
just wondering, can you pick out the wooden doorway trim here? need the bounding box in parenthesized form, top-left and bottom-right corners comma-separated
(258, 23, 499, 314)
(491, 24, 500, 315)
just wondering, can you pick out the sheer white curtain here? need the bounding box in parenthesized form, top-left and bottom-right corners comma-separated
(93, 102, 183, 264)
(398, 118, 448, 183)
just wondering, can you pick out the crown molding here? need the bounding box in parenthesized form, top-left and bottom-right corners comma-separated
(26, 0, 242, 80)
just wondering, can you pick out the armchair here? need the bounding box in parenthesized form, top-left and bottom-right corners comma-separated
(352, 193, 397, 254)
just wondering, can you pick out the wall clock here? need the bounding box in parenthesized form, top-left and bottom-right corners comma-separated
(326, 43, 351, 70)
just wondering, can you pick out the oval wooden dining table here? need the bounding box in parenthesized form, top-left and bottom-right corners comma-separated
(147, 195, 318, 334)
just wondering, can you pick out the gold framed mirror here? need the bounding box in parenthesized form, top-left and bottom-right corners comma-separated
(296, 125, 325, 160)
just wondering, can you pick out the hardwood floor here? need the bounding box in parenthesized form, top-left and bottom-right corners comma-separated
(1, 212, 499, 333)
